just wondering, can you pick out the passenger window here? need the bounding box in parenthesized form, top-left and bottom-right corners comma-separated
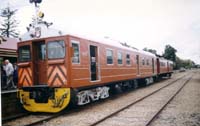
(71, 41, 80, 63)
(126, 54, 130, 65)
(117, 52, 123, 65)
(142, 58, 145, 65)
(163, 62, 166, 67)
(48, 40, 65, 59)
(160, 62, 165, 66)
(146, 59, 149, 65)
(106, 49, 113, 64)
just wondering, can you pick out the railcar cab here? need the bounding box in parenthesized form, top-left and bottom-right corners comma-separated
(17, 22, 70, 112)
(18, 38, 67, 86)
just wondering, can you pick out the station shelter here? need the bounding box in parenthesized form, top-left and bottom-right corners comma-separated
(0, 36, 18, 65)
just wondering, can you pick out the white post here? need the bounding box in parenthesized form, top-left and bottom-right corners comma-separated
(34, 4, 40, 26)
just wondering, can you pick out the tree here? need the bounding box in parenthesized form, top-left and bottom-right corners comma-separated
(175, 56, 196, 69)
(0, 6, 19, 38)
(163, 44, 177, 62)
(143, 47, 157, 55)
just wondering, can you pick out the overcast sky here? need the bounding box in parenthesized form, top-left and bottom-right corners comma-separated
(1, 0, 200, 64)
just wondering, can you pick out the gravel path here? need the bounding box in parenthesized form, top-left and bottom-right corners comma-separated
(42, 72, 186, 126)
(149, 70, 200, 126)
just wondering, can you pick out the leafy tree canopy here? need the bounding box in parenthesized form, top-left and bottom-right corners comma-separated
(163, 44, 177, 62)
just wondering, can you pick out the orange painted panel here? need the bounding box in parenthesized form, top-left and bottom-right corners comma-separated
(68, 35, 156, 88)
(47, 64, 67, 87)
(18, 67, 33, 87)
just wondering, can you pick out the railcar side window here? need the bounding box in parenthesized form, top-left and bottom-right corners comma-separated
(18, 45, 31, 62)
(37, 42, 46, 60)
(170, 63, 173, 68)
(146, 59, 149, 65)
(71, 41, 80, 63)
(160, 62, 166, 67)
(48, 40, 65, 59)
(160, 62, 165, 66)
(142, 58, 145, 65)
(126, 54, 130, 65)
(106, 49, 113, 64)
(117, 52, 123, 64)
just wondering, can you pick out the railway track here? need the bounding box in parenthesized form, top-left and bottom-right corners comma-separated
(144, 76, 192, 126)
(89, 74, 191, 126)
(3, 72, 187, 126)
(23, 112, 68, 126)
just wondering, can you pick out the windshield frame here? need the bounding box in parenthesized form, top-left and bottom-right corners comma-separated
(18, 45, 31, 62)
(47, 40, 66, 60)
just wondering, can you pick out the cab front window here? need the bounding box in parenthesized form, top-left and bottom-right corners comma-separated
(48, 40, 65, 59)
(18, 45, 31, 62)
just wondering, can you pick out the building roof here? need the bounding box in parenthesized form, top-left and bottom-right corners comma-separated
(0, 37, 19, 50)
(0, 37, 19, 58)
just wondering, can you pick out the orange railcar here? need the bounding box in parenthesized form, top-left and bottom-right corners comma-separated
(18, 28, 173, 112)
(18, 34, 161, 112)
(156, 57, 173, 77)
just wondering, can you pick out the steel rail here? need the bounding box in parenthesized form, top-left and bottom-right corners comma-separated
(89, 75, 186, 126)
(23, 110, 72, 126)
(3, 109, 72, 126)
(24, 113, 62, 126)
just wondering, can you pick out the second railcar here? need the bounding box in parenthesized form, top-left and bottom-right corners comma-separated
(157, 57, 173, 77)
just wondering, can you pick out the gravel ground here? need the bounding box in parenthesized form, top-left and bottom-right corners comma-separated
(149, 70, 200, 126)
(42, 72, 187, 126)
(95, 72, 191, 126)
(3, 114, 51, 126)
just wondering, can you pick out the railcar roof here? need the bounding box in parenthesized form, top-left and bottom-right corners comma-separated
(20, 23, 156, 57)
(159, 57, 173, 63)
(67, 33, 156, 57)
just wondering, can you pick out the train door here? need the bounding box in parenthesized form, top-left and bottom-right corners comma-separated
(157, 58, 160, 74)
(136, 55, 140, 75)
(152, 58, 155, 73)
(90, 45, 100, 81)
(32, 41, 47, 85)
